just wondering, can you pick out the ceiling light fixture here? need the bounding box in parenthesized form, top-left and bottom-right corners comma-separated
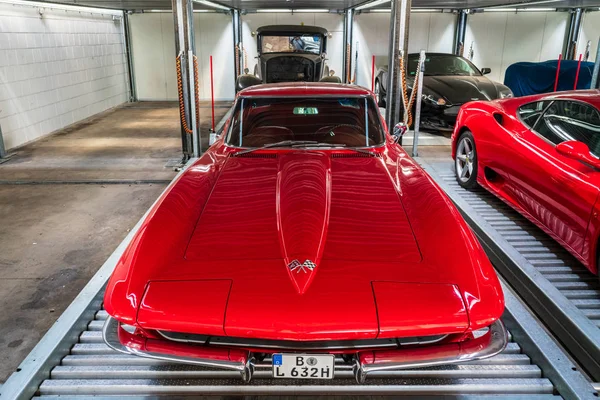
(0, 0, 122, 15)
(292, 9, 330, 12)
(143, 9, 213, 12)
(521, 7, 556, 11)
(256, 9, 293, 12)
(485, 7, 556, 11)
(193, 0, 231, 11)
(356, 0, 390, 11)
(368, 8, 442, 12)
(485, 0, 560, 9)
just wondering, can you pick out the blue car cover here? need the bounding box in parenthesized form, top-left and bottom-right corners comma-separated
(504, 60, 595, 97)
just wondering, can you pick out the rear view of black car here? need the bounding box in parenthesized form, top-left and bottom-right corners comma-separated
(374, 53, 513, 131)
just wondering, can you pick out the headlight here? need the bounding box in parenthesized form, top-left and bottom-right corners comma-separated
(499, 90, 513, 99)
(422, 94, 447, 106)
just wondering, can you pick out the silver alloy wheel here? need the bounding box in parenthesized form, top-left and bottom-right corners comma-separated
(456, 136, 475, 183)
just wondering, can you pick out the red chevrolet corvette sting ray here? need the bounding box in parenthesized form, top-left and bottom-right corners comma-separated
(103, 82, 506, 383)
(452, 89, 600, 279)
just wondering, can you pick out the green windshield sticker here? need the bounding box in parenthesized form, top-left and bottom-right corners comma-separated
(293, 107, 319, 115)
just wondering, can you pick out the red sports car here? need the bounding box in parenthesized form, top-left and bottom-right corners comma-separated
(452, 89, 600, 279)
(103, 82, 506, 383)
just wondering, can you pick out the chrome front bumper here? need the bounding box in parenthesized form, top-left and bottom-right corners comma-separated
(103, 316, 508, 383)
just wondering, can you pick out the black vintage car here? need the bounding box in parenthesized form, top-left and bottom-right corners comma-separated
(236, 25, 340, 91)
(374, 53, 513, 131)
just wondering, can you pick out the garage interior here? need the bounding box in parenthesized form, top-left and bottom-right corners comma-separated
(1, 0, 600, 397)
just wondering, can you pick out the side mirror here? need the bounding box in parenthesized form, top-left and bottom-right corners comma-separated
(556, 140, 600, 169)
(392, 122, 407, 143)
(481, 68, 491, 75)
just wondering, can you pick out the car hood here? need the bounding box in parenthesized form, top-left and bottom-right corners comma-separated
(185, 151, 422, 286)
(105, 149, 503, 341)
(134, 152, 475, 340)
(419, 75, 500, 104)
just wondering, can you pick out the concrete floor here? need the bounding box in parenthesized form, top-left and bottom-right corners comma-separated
(0, 101, 231, 383)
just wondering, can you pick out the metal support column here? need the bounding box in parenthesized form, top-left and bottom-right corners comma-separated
(172, 0, 199, 159)
(564, 8, 583, 60)
(232, 9, 242, 78)
(454, 10, 468, 56)
(591, 39, 600, 89)
(412, 50, 425, 157)
(385, 0, 411, 133)
(343, 8, 353, 84)
(0, 122, 6, 160)
(122, 11, 136, 102)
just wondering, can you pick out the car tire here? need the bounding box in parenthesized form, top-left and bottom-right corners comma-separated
(455, 131, 478, 189)
(375, 79, 386, 108)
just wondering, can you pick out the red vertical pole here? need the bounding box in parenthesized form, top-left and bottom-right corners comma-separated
(210, 55, 215, 131)
(574, 53, 583, 90)
(554, 53, 562, 92)
(371, 55, 376, 92)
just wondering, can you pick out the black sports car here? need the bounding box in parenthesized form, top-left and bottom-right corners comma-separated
(374, 53, 513, 131)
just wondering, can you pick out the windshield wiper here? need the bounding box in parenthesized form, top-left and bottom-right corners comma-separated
(234, 140, 318, 156)
(291, 143, 376, 156)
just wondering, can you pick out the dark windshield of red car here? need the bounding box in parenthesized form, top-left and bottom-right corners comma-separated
(225, 97, 385, 148)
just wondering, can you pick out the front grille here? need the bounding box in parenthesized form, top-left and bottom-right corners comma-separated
(157, 331, 448, 350)
(266, 56, 314, 83)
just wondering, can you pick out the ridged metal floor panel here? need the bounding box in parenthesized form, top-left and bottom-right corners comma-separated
(418, 160, 600, 383)
(33, 309, 558, 397)
(434, 171, 600, 328)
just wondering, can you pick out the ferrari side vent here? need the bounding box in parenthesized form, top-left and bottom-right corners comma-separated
(493, 113, 504, 126)
(331, 152, 381, 158)
(231, 153, 278, 158)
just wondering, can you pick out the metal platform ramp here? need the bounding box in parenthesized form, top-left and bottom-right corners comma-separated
(30, 309, 555, 397)
(420, 160, 600, 384)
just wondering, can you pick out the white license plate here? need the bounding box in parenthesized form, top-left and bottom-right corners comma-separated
(272, 354, 335, 379)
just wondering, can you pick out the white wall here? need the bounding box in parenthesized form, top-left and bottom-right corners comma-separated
(353, 12, 456, 89)
(129, 12, 235, 101)
(241, 13, 344, 79)
(0, 3, 129, 150)
(578, 11, 600, 62)
(464, 11, 568, 83)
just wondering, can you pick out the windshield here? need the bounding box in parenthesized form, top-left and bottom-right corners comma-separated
(407, 54, 481, 77)
(225, 97, 385, 148)
(260, 34, 322, 55)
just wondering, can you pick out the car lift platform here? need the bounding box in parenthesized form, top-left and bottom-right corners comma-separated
(419, 159, 600, 384)
(1, 158, 599, 399)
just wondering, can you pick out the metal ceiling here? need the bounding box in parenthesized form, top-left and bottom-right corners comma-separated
(27, 0, 600, 11)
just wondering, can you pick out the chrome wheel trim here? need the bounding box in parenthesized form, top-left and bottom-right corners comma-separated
(456, 136, 475, 183)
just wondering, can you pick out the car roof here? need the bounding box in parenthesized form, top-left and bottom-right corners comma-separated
(538, 89, 600, 108)
(238, 82, 373, 97)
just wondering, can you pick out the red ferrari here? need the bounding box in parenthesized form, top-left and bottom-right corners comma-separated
(452, 89, 600, 279)
(103, 83, 506, 383)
